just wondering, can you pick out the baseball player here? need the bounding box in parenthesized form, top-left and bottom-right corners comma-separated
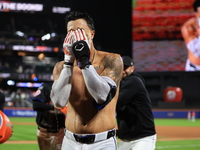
(32, 82, 66, 150)
(50, 11, 123, 150)
(116, 56, 156, 150)
(181, 0, 200, 71)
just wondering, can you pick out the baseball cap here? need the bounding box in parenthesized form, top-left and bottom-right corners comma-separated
(121, 56, 133, 66)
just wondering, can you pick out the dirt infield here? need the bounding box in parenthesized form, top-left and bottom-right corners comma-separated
(5, 141, 37, 144)
(12, 122, 36, 125)
(5, 125, 200, 144)
(156, 126, 200, 141)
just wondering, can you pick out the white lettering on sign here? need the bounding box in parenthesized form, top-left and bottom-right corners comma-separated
(0, 1, 43, 12)
(16, 3, 43, 11)
(52, 6, 70, 14)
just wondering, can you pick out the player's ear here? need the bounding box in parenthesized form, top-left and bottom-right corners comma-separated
(90, 30, 95, 40)
(131, 66, 135, 72)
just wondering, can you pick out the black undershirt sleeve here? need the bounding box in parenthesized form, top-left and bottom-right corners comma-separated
(33, 100, 54, 111)
(116, 76, 139, 112)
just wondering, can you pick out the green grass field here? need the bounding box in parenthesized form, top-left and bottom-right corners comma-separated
(6, 117, 37, 141)
(155, 118, 200, 127)
(0, 117, 200, 150)
(156, 140, 200, 150)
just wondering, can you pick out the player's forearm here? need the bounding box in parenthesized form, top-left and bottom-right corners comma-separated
(50, 66, 72, 108)
(82, 65, 117, 104)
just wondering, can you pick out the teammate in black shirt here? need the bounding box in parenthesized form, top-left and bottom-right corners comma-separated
(32, 82, 66, 150)
(116, 56, 157, 150)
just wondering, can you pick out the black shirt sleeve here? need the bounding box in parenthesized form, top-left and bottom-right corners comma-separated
(33, 100, 54, 111)
(32, 83, 54, 111)
(116, 75, 140, 111)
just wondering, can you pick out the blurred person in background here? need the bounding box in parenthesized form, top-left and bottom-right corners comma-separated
(0, 89, 5, 111)
(116, 56, 156, 150)
(181, 0, 200, 71)
(32, 82, 67, 150)
(0, 78, 5, 111)
(10, 89, 23, 107)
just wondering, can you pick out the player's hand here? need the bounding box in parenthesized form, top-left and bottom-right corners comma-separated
(63, 31, 75, 64)
(72, 29, 91, 69)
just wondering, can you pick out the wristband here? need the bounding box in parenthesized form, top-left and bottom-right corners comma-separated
(64, 62, 73, 66)
(78, 57, 91, 69)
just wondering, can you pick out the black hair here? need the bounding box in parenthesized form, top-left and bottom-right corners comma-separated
(193, 0, 200, 12)
(65, 11, 95, 31)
